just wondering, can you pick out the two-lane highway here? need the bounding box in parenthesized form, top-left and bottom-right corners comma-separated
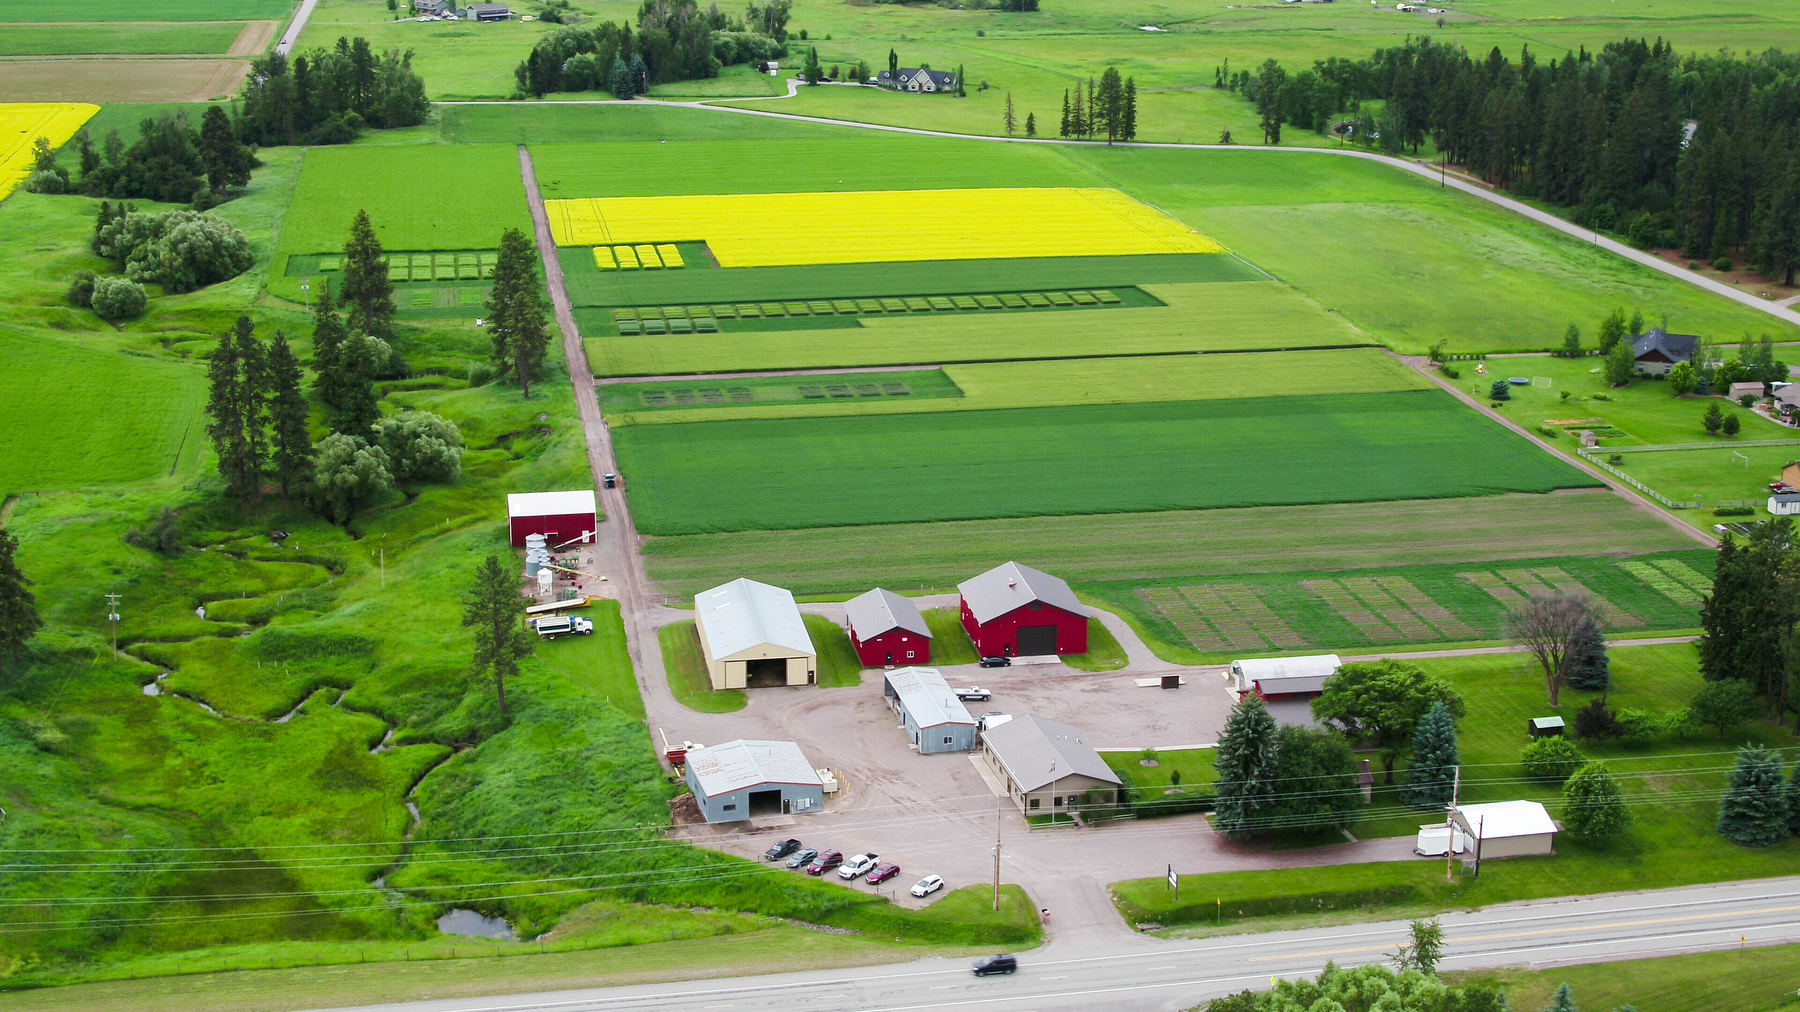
(306, 877, 1800, 1012)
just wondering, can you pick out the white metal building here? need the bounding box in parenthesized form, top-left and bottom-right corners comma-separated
(1229, 654, 1342, 698)
(683, 739, 824, 823)
(883, 667, 977, 753)
(695, 578, 816, 690)
(1452, 800, 1559, 858)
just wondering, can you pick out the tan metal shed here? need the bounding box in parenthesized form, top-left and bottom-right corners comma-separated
(1453, 800, 1558, 859)
(695, 578, 816, 690)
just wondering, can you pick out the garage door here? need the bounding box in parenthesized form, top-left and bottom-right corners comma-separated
(1017, 625, 1057, 656)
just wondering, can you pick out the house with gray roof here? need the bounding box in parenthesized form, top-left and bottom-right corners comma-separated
(695, 578, 816, 690)
(981, 714, 1121, 815)
(958, 561, 1088, 658)
(846, 587, 933, 667)
(1631, 327, 1700, 377)
(874, 68, 958, 92)
(883, 667, 976, 753)
(683, 739, 823, 823)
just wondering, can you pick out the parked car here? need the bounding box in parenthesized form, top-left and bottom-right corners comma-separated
(838, 852, 880, 879)
(805, 850, 843, 875)
(603, 472, 618, 489)
(866, 863, 900, 885)
(910, 874, 945, 898)
(785, 847, 818, 870)
(764, 838, 801, 862)
(530, 615, 592, 639)
(978, 656, 1011, 668)
(972, 954, 1018, 976)
(977, 712, 1012, 732)
(955, 686, 991, 701)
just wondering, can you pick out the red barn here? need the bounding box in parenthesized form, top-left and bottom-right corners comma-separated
(957, 561, 1088, 658)
(506, 489, 597, 547)
(845, 588, 932, 667)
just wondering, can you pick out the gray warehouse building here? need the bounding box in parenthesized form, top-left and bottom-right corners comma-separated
(883, 667, 977, 754)
(683, 739, 824, 823)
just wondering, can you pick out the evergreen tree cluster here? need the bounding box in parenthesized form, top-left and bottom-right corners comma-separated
(205, 317, 313, 508)
(515, 1, 790, 98)
(1717, 745, 1800, 847)
(1227, 37, 1800, 281)
(237, 37, 430, 146)
(65, 108, 255, 207)
(1698, 519, 1800, 726)
(1058, 68, 1137, 141)
(485, 228, 553, 398)
(0, 527, 42, 680)
(1212, 695, 1361, 838)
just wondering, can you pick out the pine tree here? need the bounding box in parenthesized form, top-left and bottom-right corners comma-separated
(266, 331, 312, 502)
(1086, 77, 1097, 137)
(1069, 86, 1085, 139)
(1025, 112, 1036, 137)
(1541, 983, 1576, 1012)
(1059, 90, 1070, 137)
(311, 282, 349, 408)
(232, 316, 268, 505)
(1096, 67, 1124, 142)
(485, 227, 551, 398)
(205, 331, 255, 505)
(198, 104, 252, 197)
(1563, 760, 1632, 841)
(1003, 91, 1015, 136)
(1401, 700, 1459, 809)
(1122, 77, 1137, 140)
(0, 527, 42, 678)
(463, 553, 533, 712)
(1213, 694, 1278, 838)
(1561, 322, 1582, 358)
(340, 209, 394, 339)
(1718, 745, 1791, 847)
(1564, 616, 1610, 690)
(888, 48, 898, 81)
(332, 335, 384, 438)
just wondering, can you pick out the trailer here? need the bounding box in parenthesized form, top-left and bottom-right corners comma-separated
(526, 595, 597, 616)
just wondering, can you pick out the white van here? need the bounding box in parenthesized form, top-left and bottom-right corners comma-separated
(531, 615, 593, 639)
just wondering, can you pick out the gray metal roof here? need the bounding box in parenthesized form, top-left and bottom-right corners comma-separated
(884, 667, 975, 730)
(1630, 327, 1698, 363)
(696, 578, 815, 660)
(845, 588, 931, 640)
(982, 714, 1119, 794)
(957, 562, 1086, 626)
(1253, 673, 1330, 695)
(686, 739, 820, 798)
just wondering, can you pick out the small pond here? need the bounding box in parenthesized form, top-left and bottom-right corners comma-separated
(436, 908, 514, 940)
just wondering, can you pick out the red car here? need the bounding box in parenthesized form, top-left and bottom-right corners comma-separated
(866, 862, 900, 885)
(806, 850, 843, 876)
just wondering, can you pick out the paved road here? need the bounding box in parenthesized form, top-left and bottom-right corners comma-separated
(302, 877, 1800, 1012)
(275, 0, 319, 55)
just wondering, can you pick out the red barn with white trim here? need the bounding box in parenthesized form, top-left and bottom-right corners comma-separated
(506, 489, 597, 547)
(957, 561, 1088, 658)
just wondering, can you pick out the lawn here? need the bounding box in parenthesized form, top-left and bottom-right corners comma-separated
(922, 607, 979, 666)
(1450, 945, 1800, 1012)
(640, 489, 1702, 602)
(805, 613, 863, 688)
(0, 24, 246, 56)
(1105, 747, 1220, 790)
(612, 390, 1595, 535)
(658, 620, 745, 713)
(586, 281, 1370, 375)
(1062, 618, 1129, 672)
(535, 599, 642, 719)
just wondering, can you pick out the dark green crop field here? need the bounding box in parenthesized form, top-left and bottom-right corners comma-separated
(612, 391, 1598, 535)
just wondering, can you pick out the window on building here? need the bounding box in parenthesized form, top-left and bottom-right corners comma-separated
(723, 804, 736, 811)
(1053, 796, 1063, 807)
(1028, 798, 1040, 810)
(1029, 601, 1043, 610)
(907, 650, 915, 659)
(943, 736, 953, 745)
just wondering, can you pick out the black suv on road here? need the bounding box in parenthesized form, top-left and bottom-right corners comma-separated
(972, 954, 1018, 976)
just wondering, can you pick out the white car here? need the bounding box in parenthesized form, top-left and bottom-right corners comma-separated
(910, 874, 945, 898)
(838, 852, 880, 879)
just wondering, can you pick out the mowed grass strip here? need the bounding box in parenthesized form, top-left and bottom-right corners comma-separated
(0, 23, 245, 55)
(0, 330, 205, 493)
(588, 282, 1367, 375)
(640, 489, 1702, 599)
(613, 391, 1596, 535)
(609, 350, 1430, 426)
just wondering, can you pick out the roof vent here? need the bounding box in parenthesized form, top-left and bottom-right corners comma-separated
(1008, 578, 1016, 587)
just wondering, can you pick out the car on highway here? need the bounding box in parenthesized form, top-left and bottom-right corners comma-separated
(785, 847, 818, 870)
(978, 656, 1011, 668)
(805, 850, 843, 876)
(910, 874, 945, 898)
(866, 863, 900, 885)
(838, 852, 880, 879)
(955, 686, 991, 701)
(763, 838, 801, 862)
(972, 954, 1018, 976)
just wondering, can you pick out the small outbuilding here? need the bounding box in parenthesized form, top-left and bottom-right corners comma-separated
(1770, 490, 1800, 516)
(695, 578, 816, 690)
(507, 489, 597, 548)
(467, 1, 511, 19)
(1728, 381, 1767, 403)
(683, 739, 823, 823)
(1452, 800, 1558, 858)
(1231, 654, 1342, 700)
(1527, 715, 1565, 738)
(981, 714, 1121, 815)
(958, 561, 1088, 658)
(845, 588, 932, 667)
(1630, 327, 1700, 377)
(883, 667, 977, 753)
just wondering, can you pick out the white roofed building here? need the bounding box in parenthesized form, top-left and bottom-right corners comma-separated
(1452, 800, 1559, 858)
(683, 739, 823, 823)
(883, 667, 977, 753)
(1230, 654, 1342, 699)
(695, 578, 816, 690)
(506, 489, 597, 547)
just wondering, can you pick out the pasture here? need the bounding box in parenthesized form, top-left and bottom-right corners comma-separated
(585, 281, 1365, 375)
(0, 0, 292, 19)
(292, 0, 558, 100)
(612, 390, 1595, 535)
(0, 103, 98, 200)
(0, 24, 246, 56)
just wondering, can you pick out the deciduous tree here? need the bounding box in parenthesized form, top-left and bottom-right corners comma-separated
(1505, 592, 1602, 705)
(1604, 335, 1635, 386)
(463, 553, 533, 713)
(372, 411, 464, 483)
(1563, 760, 1632, 842)
(1312, 660, 1465, 782)
(1268, 725, 1359, 833)
(309, 433, 392, 524)
(1690, 677, 1760, 737)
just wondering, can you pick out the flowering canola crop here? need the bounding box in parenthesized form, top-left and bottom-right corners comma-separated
(545, 187, 1224, 267)
(0, 103, 100, 201)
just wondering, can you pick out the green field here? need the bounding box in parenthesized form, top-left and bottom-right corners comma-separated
(0, 0, 289, 19)
(0, 23, 245, 55)
(1451, 945, 1800, 1012)
(292, 0, 556, 100)
(605, 350, 1429, 427)
(438, 104, 859, 145)
(614, 390, 1595, 535)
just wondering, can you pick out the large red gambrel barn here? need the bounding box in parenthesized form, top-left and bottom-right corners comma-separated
(844, 587, 932, 667)
(957, 561, 1088, 658)
(506, 489, 597, 547)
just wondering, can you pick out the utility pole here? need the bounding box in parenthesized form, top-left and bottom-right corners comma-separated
(105, 593, 121, 661)
(1445, 765, 1461, 882)
(992, 802, 1002, 912)
(379, 548, 385, 590)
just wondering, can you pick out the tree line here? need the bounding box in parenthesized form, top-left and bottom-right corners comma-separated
(1059, 67, 1137, 143)
(27, 106, 254, 208)
(1224, 38, 1800, 282)
(515, 0, 790, 98)
(238, 37, 431, 146)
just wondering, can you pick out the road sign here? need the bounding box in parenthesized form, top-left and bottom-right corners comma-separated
(1167, 865, 1178, 893)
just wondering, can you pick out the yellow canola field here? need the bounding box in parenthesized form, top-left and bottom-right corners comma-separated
(0, 103, 100, 202)
(545, 187, 1224, 267)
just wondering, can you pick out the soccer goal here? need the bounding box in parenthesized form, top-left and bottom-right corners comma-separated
(1532, 377, 1553, 389)
(1732, 451, 1750, 468)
